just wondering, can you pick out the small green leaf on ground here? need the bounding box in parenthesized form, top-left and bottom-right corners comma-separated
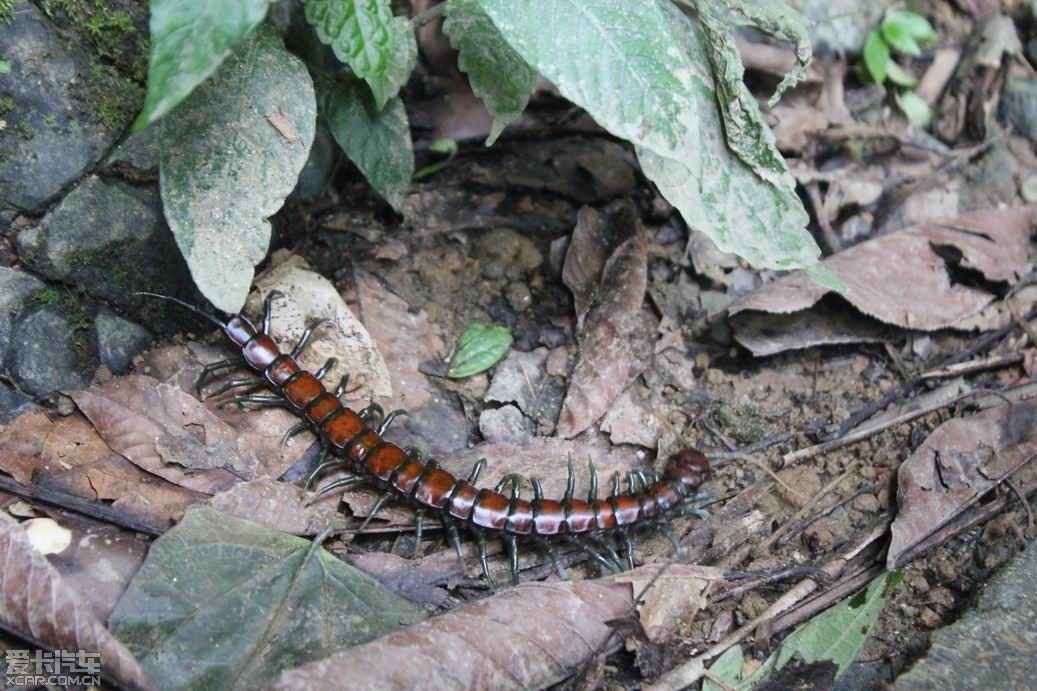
(745, 570, 901, 686)
(703, 645, 745, 691)
(448, 324, 513, 378)
(109, 506, 426, 691)
(159, 22, 315, 313)
(884, 11, 939, 44)
(885, 61, 917, 88)
(881, 14, 922, 56)
(864, 31, 890, 84)
(320, 76, 414, 212)
(134, 0, 273, 129)
(0, 58, 10, 75)
(414, 137, 458, 179)
(303, 0, 402, 108)
(444, 0, 537, 145)
(897, 90, 933, 127)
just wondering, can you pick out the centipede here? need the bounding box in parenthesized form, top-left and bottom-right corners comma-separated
(138, 290, 711, 585)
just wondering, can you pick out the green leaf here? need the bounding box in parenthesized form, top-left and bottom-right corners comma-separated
(443, 0, 537, 145)
(884, 11, 939, 44)
(414, 137, 459, 179)
(160, 23, 316, 312)
(320, 76, 413, 212)
(897, 90, 933, 128)
(448, 324, 513, 378)
(746, 571, 899, 685)
(476, 0, 826, 279)
(703, 645, 746, 691)
(109, 506, 426, 691)
(383, 16, 418, 102)
(881, 16, 922, 57)
(134, 0, 273, 130)
(863, 31, 889, 85)
(302, 0, 403, 108)
(0, 59, 10, 75)
(885, 60, 917, 87)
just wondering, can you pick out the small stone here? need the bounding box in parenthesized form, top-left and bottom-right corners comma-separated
(738, 591, 769, 619)
(505, 282, 533, 312)
(54, 392, 76, 417)
(95, 363, 113, 384)
(0, 267, 46, 359)
(851, 493, 881, 514)
(477, 228, 543, 281)
(478, 404, 534, 443)
(1000, 77, 1037, 145)
(1021, 175, 1037, 203)
(907, 573, 930, 594)
(546, 347, 570, 376)
(918, 607, 943, 629)
(95, 308, 152, 374)
(8, 303, 96, 396)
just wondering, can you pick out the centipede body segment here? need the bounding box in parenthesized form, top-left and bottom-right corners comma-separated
(139, 291, 711, 585)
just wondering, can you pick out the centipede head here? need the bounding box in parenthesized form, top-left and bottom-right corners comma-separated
(662, 448, 711, 491)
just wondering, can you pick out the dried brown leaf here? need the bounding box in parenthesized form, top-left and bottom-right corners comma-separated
(0, 513, 153, 691)
(731, 207, 1037, 355)
(207, 478, 346, 535)
(268, 576, 635, 690)
(563, 205, 611, 326)
(615, 564, 723, 643)
(888, 399, 1037, 567)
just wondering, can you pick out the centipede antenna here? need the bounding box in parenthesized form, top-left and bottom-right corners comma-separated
(134, 292, 226, 329)
(445, 521, 465, 574)
(564, 455, 575, 502)
(507, 535, 519, 586)
(413, 509, 424, 557)
(531, 477, 544, 501)
(622, 536, 635, 571)
(377, 409, 408, 436)
(610, 472, 621, 497)
(307, 475, 364, 502)
(587, 458, 598, 501)
(467, 459, 485, 484)
(314, 357, 337, 380)
(358, 492, 393, 533)
(261, 290, 284, 334)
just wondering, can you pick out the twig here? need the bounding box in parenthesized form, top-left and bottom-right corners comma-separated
(0, 474, 166, 536)
(765, 563, 885, 636)
(919, 353, 1024, 380)
(709, 431, 795, 464)
(779, 483, 879, 547)
(648, 521, 889, 691)
(411, 2, 446, 28)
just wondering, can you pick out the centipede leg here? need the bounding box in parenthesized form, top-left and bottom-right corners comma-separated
(413, 509, 424, 557)
(587, 458, 598, 501)
(290, 319, 328, 358)
(217, 394, 286, 408)
(475, 531, 493, 587)
(359, 403, 385, 427)
(622, 535, 635, 571)
(196, 358, 241, 395)
(261, 290, 284, 334)
(314, 357, 337, 381)
(377, 409, 408, 436)
(539, 541, 568, 580)
(655, 524, 683, 553)
(403, 446, 423, 461)
(307, 475, 364, 502)
(563, 455, 575, 502)
(467, 459, 485, 484)
(333, 375, 350, 398)
(208, 377, 264, 398)
(358, 492, 393, 534)
(281, 421, 310, 452)
(566, 537, 617, 574)
(445, 520, 465, 574)
(675, 506, 710, 520)
(591, 537, 624, 572)
(506, 535, 519, 586)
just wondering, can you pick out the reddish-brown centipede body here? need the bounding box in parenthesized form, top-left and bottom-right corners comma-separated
(139, 291, 711, 584)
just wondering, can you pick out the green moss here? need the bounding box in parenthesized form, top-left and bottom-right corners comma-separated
(110, 265, 129, 283)
(87, 61, 142, 130)
(34, 289, 60, 304)
(0, 96, 14, 113)
(0, 0, 14, 24)
(13, 121, 32, 139)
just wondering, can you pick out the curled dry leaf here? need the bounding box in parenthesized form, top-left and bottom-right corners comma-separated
(269, 576, 635, 690)
(245, 251, 392, 402)
(730, 207, 1037, 356)
(557, 217, 652, 438)
(615, 564, 723, 643)
(0, 513, 153, 691)
(562, 205, 613, 327)
(888, 399, 1037, 567)
(0, 411, 202, 528)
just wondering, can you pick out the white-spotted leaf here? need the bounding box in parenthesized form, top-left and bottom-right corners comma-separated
(159, 23, 316, 313)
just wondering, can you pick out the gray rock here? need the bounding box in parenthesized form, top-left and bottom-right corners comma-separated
(8, 302, 96, 396)
(103, 126, 159, 173)
(95, 307, 152, 374)
(479, 404, 535, 443)
(16, 175, 194, 322)
(0, 381, 36, 423)
(0, 266, 45, 359)
(894, 539, 1037, 690)
(0, 2, 125, 211)
(960, 142, 1020, 211)
(999, 77, 1037, 145)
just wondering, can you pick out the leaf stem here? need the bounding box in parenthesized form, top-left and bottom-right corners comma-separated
(412, 2, 447, 28)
